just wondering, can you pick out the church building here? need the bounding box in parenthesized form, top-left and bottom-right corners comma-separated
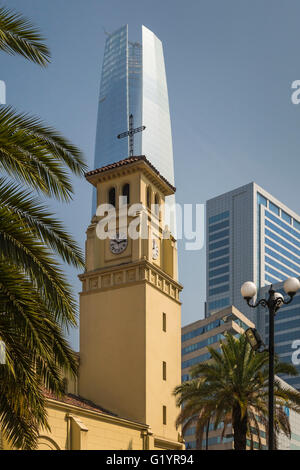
(1, 156, 184, 451)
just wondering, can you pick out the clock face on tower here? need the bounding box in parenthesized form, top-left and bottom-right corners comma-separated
(152, 238, 159, 260)
(110, 233, 128, 254)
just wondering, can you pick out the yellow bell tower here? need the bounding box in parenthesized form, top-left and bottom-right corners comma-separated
(79, 156, 183, 448)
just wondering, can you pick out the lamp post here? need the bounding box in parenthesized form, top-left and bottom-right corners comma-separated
(205, 418, 210, 450)
(241, 277, 300, 450)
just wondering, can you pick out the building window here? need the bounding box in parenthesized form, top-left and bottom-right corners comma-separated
(154, 193, 160, 217)
(265, 227, 300, 257)
(282, 210, 292, 225)
(108, 187, 116, 207)
(182, 352, 213, 369)
(209, 211, 229, 225)
(208, 247, 229, 260)
(208, 256, 229, 270)
(257, 193, 267, 207)
(265, 237, 300, 265)
(163, 361, 166, 380)
(209, 237, 229, 252)
(265, 211, 300, 241)
(163, 406, 167, 425)
(208, 274, 229, 287)
(208, 220, 229, 234)
(207, 297, 230, 313)
(122, 183, 130, 204)
(269, 202, 280, 216)
(162, 313, 166, 332)
(209, 228, 229, 243)
(146, 186, 151, 209)
(209, 265, 230, 279)
(294, 220, 300, 232)
(182, 333, 224, 356)
(182, 327, 204, 342)
(209, 284, 230, 296)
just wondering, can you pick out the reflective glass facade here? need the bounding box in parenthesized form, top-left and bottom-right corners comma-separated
(92, 25, 175, 215)
(142, 26, 174, 187)
(260, 283, 300, 390)
(94, 26, 128, 170)
(206, 183, 300, 319)
(262, 208, 300, 284)
(207, 211, 230, 314)
(206, 183, 300, 390)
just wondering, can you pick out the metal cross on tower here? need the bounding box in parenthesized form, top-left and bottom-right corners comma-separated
(117, 114, 146, 157)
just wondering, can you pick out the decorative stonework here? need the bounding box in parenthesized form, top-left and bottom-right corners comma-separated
(79, 261, 182, 303)
(114, 272, 123, 285)
(170, 285, 175, 298)
(127, 269, 136, 281)
(102, 275, 111, 288)
(89, 277, 98, 289)
(150, 272, 156, 284)
(164, 282, 170, 295)
(140, 267, 148, 281)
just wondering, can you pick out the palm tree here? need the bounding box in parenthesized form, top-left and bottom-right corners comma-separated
(0, 6, 88, 449)
(174, 333, 300, 450)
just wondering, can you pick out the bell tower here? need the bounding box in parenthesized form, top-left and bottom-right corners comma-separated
(79, 156, 183, 448)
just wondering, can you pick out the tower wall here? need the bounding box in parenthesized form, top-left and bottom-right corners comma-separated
(79, 282, 147, 423)
(80, 159, 183, 446)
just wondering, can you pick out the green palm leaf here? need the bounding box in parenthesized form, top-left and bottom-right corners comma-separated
(174, 333, 300, 450)
(0, 106, 87, 201)
(0, 6, 50, 65)
(0, 177, 84, 267)
(0, 261, 78, 449)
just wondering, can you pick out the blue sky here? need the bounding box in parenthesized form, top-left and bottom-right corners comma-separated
(2, 0, 300, 349)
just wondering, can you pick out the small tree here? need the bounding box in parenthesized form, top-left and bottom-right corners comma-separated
(174, 333, 300, 450)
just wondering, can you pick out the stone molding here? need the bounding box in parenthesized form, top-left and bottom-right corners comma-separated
(79, 260, 182, 303)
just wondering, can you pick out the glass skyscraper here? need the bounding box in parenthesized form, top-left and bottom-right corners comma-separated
(206, 182, 300, 390)
(92, 25, 175, 216)
(206, 183, 300, 320)
(0, 80, 5, 104)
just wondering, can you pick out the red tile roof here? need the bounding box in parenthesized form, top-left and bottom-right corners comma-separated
(44, 390, 117, 416)
(85, 155, 176, 192)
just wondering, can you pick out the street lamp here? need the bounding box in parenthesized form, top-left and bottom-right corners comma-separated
(245, 328, 265, 352)
(241, 277, 300, 450)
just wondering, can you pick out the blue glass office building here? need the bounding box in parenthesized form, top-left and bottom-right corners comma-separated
(206, 183, 300, 321)
(92, 25, 175, 215)
(206, 182, 300, 389)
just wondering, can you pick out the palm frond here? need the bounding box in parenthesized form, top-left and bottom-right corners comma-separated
(0, 177, 84, 267)
(174, 333, 300, 450)
(0, 106, 87, 201)
(0, 6, 50, 65)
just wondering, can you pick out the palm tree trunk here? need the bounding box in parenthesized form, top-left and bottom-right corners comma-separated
(233, 406, 248, 450)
